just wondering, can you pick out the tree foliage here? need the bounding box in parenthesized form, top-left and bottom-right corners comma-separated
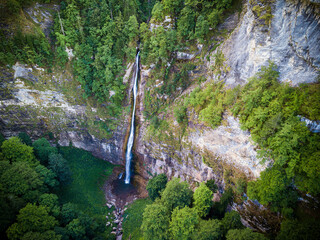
(169, 206, 199, 240)
(192, 219, 223, 240)
(193, 182, 213, 218)
(1, 137, 37, 166)
(276, 219, 320, 240)
(18, 132, 32, 146)
(1, 162, 43, 202)
(161, 178, 193, 211)
(226, 228, 268, 240)
(32, 138, 57, 165)
(146, 173, 168, 201)
(141, 201, 170, 240)
(247, 166, 298, 214)
(48, 153, 72, 185)
(221, 211, 244, 234)
(6, 203, 58, 240)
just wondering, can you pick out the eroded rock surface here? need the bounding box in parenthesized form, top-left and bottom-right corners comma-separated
(0, 64, 129, 165)
(209, 0, 320, 87)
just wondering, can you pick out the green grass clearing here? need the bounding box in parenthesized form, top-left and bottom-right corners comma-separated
(122, 198, 153, 240)
(57, 146, 114, 216)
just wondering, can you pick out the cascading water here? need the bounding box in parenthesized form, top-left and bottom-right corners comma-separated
(125, 51, 140, 184)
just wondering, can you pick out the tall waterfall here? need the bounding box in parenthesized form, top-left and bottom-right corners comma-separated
(125, 51, 140, 184)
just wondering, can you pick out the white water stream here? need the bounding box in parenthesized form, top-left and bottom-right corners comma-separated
(125, 51, 140, 184)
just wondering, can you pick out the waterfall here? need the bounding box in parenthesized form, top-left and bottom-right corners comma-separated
(125, 51, 140, 184)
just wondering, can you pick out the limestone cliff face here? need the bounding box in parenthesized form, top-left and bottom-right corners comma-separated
(135, 66, 265, 189)
(0, 64, 129, 165)
(209, 0, 320, 87)
(134, 0, 320, 187)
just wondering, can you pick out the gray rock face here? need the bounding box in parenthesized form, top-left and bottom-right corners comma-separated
(188, 115, 267, 178)
(13, 63, 38, 82)
(0, 65, 129, 165)
(135, 68, 263, 189)
(58, 130, 124, 165)
(214, 0, 320, 87)
(177, 52, 195, 60)
(24, 3, 59, 38)
(299, 116, 320, 132)
(135, 0, 320, 185)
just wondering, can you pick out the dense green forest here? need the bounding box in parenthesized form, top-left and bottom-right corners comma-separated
(123, 174, 320, 240)
(0, 134, 115, 239)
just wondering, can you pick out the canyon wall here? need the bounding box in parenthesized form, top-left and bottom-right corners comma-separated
(134, 0, 320, 188)
(1, 0, 319, 187)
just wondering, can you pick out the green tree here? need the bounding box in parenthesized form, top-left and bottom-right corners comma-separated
(1, 162, 43, 202)
(6, 203, 58, 240)
(211, 188, 233, 219)
(20, 230, 61, 240)
(221, 211, 244, 234)
(206, 179, 218, 193)
(125, 15, 139, 42)
(0, 132, 5, 146)
(146, 173, 168, 201)
(170, 207, 199, 240)
(18, 132, 32, 146)
(141, 201, 170, 240)
(66, 218, 85, 239)
(151, 2, 164, 22)
(226, 228, 268, 240)
(1, 137, 37, 166)
(195, 15, 209, 43)
(161, 178, 193, 211)
(192, 219, 223, 240)
(276, 219, 320, 240)
(177, 7, 195, 40)
(247, 166, 298, 213)
(48, 153, 72, 185)
(60, 203, 78, 225)
(35, 165, 58, 189)
(174, 106, 188, 125)
(33, 138, 57, 165)
(38, 193, 60, 218)
(193, 182, 212, 218)
(162, 0, 184, 19)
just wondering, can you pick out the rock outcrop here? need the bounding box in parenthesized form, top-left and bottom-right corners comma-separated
(208, 0, 320, 87)
(0, 63, 129, 165)
(135, 67, 264, 189)
(134, 0, 319, 187)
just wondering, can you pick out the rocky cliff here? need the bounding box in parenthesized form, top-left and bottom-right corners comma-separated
(0, 3, 137, 165)
(0, 62, 130, 165)
(1, 0, 319, 189)
(134, 0, 320, 188)
(212, 0, 320, 87)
